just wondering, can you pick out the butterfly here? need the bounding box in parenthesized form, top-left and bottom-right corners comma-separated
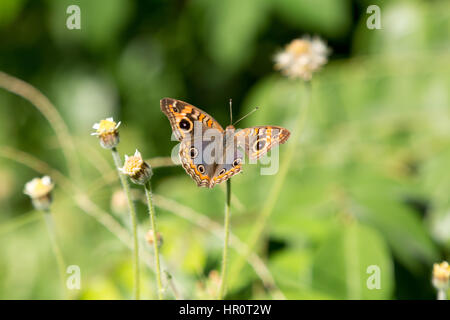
(160, 98, 291, 188)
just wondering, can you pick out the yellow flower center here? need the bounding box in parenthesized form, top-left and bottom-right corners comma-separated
(287, 39, 310, 56)
(433, 262, 450, 281)
(123, 156, 143, 175)
(96, 119, 117, 134)
(25, 177, 54, 198)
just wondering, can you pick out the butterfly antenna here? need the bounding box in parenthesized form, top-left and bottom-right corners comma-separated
(233, 107, 259, 126)
(229, 98, 233, 125)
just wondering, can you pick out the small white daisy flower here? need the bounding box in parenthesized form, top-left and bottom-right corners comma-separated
(24, 176, 54, 210)
(91, 117, 121, 149)
(120, 149, 153, 185)
(432, 261, 450, 291)
(274, 36, 330, 80)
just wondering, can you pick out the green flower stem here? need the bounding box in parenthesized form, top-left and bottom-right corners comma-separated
(437, 289, 447, 300)
(165, 271, 182, 300)
(218, 179, 232, 299)
(231, 81, 311, 280)
(111, 147, 140, 300)
(43, 209, 67, 299)
(144, 181, 163, 300)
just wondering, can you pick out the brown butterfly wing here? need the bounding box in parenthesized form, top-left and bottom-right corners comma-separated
(234, 126, 291, 160)
(179, 138, 216, 188)
(160, 98, 224, 141)
(161, 98, 290, 187)
(178, 126, 243, 188)
(161, 98, 227, 188)
(210, 134, 243, 187)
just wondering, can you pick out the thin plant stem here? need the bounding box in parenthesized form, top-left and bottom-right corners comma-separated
(0, 146, 158, 273)
(87, 156, 176, 195)
(231, 81, 312, 281)
(111, 147, 140, 300)
(164, 271, 181, 300)
(218, 179, 232, 299)
(151, 193, 285, 299)
(43, 209, 67, 299)
(0, 71, 80, 181)
(144, 181, 163, 300)
(437, 289, 447, 300)
(0, 148, 178, 296)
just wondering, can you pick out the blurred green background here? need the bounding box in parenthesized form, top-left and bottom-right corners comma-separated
(0, 0, 449, 299)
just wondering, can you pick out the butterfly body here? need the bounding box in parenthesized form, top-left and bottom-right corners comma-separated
(160, 98, 290, 188)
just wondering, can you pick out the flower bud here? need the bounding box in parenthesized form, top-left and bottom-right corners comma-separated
(145, 230, 163, 248)
(119, 149, 153, 185)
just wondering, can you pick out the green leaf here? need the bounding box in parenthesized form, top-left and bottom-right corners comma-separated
(348, 174, 439, 272)
(269, 249, 335, 299)
(312, 223, 394, 299)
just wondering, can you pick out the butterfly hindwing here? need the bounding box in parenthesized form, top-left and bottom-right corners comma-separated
(210, 135, 243, 187)
(235, 126, 291, 160)
(179, 129, 243, 188)
(179, 138, 216, 188)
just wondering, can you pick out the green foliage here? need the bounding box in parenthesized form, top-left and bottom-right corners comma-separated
(0, 0, 26, 27)
(274, 0, 352, 38)
(312, 223, 393, 299)
(200, 0, 271, 72)
(48, 0, 133, 51)
(0, 0, 449, 300)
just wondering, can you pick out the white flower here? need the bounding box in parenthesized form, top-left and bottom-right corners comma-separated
(24, 176, 54, 199)
(24, 176, 54, 210)
(274, 36, 330, 80)
(432, 261, 450, 290)
(120, 149, 152, 185)
(91, 117, 121, 135)
(120, 150, 143, 175)
(91, 117, 121, 148)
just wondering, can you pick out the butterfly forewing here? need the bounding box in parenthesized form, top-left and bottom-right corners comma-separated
(160, 98, 223, 141)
